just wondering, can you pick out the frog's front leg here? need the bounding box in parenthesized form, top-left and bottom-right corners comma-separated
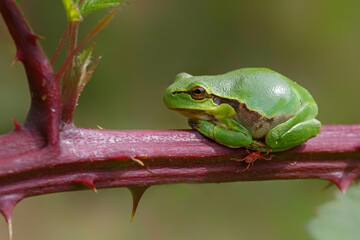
(265, 104, 321, 152)
(189, 118, 252, 148)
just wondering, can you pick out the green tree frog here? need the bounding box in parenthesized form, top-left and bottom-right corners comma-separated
(163, 68, 321, 152)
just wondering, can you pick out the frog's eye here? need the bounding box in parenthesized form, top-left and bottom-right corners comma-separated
(190, 86, 207, 100)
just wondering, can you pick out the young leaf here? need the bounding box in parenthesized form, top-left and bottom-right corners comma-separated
(80, 0, 125, 15)
(308, 184, 360, 240)
(74, 44, 95, 88)
(60, 42, 102, 124)
(62, 0, 83, 22)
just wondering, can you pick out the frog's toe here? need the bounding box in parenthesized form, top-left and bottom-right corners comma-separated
(247, 140, 269, 152)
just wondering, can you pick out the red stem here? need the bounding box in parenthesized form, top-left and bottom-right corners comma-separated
(51, 26, 68, 66)
(0, 125, 359, 199)
(60, 21, 80, 125)
(0, 124, 357, 235)
(0, 0, 61, 147)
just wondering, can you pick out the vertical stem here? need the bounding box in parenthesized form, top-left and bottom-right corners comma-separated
(63, 21, 79, 84)
(0, 0, 61, 147)
(51, 26, 68, 66)
(61, 21, 80, 125)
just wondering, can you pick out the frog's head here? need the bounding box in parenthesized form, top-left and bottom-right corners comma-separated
(163, 72, 236, 120)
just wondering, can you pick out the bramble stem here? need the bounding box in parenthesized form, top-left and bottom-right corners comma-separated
(0, 0, 61, 147)
(0, 125, 359, 202)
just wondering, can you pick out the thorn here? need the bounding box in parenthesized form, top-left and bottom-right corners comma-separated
(132, 157, 145, 167)
(27, 33, 44, 44)
(11, 119, 21, 131)
(74, 176, 97, 193)
(0, 194, 23, 240)
(96, 125, 104, 130)
(11, 49, 24, 66)
(327, 174, 355, 194)
(8, 218, 13, 240)
(127, 186, 150, 222)
(131, 157, 157, 176)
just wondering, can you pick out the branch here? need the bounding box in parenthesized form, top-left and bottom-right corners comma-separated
(0, 0, 60, 147)
(0, 125, 359, 226)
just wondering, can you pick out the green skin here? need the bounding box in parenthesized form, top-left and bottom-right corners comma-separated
(163, 68, 321, 152)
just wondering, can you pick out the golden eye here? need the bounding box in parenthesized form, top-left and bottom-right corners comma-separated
(190, 86, 207, 100)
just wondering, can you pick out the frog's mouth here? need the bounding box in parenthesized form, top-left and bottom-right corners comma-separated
(168, 107, 215, 120)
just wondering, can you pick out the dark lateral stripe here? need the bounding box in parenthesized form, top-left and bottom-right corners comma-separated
(210, 95, 239, 109)
(209, 95, 273, 123)
(171, 90, 239, 108)
(171, 90, 267, 120)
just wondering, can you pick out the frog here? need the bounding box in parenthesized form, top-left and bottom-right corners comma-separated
(163, 68, 321, 152)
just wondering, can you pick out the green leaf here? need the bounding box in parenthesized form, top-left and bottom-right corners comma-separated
(62, 0, 83, 22)
(308, 184, 360, 240)
(80, 0, 124, 15)
(72, 44, 101, 91)
(77, 44, 94, 64)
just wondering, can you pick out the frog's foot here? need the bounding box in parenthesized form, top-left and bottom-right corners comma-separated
(246, 139, 272, 152)
(265, 104, 321, 151)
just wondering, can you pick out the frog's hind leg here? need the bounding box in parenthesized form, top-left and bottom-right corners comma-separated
(265, 104, 321, 152)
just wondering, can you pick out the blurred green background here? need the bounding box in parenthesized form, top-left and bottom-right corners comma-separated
(0, 0, 359, 239)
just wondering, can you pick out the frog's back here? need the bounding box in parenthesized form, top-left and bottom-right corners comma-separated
(208, 68, 307, 117)
(205, 68, 314, 138)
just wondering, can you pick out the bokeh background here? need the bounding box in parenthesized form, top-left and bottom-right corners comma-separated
(1, 0, 359, 239)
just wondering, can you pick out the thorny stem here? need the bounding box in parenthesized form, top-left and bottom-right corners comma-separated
(0, 125, 358, 239)
(0, 0, 61, 148)
(0, 125, 359, 199)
